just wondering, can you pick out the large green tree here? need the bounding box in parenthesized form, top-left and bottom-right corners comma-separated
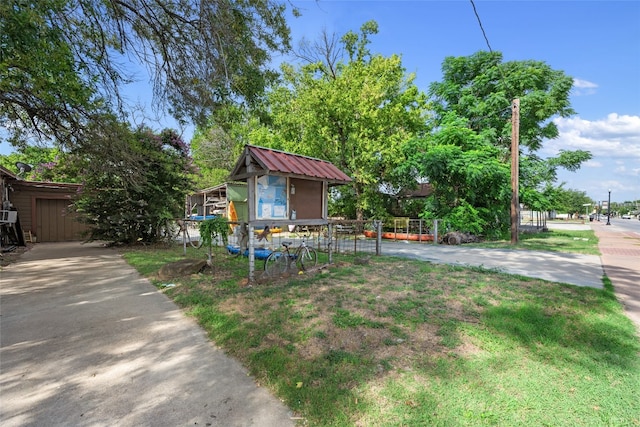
(0, 146, 75, 182)
(409, 51, 590, 236)
(189, 104, 259, 189)
(251, 21, 429, 220)
(72, 124, 194, 244)
(0, 0, 292, 148)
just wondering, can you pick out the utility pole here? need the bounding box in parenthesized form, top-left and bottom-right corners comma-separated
(511, 99, 520, 244)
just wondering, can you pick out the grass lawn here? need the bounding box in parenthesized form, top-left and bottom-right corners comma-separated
(468, 228, 600, 255)
(121, 239, 640, 426)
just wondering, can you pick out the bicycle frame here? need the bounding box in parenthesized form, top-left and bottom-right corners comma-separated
(264, 236, 317, 276)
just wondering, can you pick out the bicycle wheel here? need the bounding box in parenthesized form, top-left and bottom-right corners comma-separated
(297, 247, 317, 271)
(264, 251, 288, 276)
(185, 226, 203, 249)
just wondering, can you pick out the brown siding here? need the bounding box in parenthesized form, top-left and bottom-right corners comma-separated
(10, 188, 32, 233)
(36, 198, 87, 242)
(10, 182, 87, 242)
(289, 179, 323, 220)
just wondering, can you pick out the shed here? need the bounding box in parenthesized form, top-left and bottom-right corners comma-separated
(1, 165, 88, 244)
(187, 182, 248, 223)
(228, 145, 352, 228)
(227, 145, 352, 281)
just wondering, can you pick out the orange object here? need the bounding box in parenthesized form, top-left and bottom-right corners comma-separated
(228, 200, 238, 231)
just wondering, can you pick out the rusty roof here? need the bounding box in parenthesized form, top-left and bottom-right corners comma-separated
(228, 145, 352, 184)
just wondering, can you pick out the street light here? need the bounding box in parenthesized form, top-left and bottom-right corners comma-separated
(582, 203, 591, 224)
(606, 189, 611, 225)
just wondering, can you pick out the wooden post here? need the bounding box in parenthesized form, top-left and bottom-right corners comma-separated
(511, 99, 520, 244)
(433, 219, 438, 245)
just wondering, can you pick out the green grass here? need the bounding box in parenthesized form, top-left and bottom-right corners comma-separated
(469, 228, 601, 255)
(121, 242, 640, 427)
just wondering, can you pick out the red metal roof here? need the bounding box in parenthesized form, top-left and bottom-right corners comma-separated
(228, 145, 352, 184)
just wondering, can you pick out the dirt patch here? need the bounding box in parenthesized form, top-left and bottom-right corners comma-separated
(214, 258, 490, 373)
(0, 244, 32, 268)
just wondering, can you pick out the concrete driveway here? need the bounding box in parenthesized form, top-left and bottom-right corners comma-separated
(0, 242, 294, 427)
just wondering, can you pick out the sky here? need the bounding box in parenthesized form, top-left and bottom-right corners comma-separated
(1, 1, 639, 204)
(280, 0, 640, 204)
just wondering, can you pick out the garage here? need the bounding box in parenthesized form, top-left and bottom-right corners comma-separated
(1, 166, 88, 244)
(35, 198, 87, 242)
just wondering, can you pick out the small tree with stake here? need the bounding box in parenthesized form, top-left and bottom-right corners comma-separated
(199, 217, 229, 272)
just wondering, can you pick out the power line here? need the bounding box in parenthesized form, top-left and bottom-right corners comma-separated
(470, 0, 494, 53)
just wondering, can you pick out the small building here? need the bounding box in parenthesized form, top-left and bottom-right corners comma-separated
(227, 145, 352, 280)
(228, 145, 352, 228)
(187, 182, 248, 223)
(1, 165, 88, 244)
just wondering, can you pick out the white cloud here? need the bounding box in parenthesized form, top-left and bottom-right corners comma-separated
(573, 78, 598, 89)
(545, 114, 640, 159)
(544, 114, 640, 202)
(584, 160, 602, 168)
(572, 78, 598, 95)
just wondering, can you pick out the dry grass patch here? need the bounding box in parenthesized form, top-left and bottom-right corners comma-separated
(122, 246, 640, 427)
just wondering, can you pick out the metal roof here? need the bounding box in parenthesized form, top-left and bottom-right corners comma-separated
(228, 145, 352, 185)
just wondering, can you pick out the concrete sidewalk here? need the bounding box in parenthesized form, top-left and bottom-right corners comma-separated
(0, 242, 294, 427)
(591, 221, 640, 333)
(381, 239, 605, 289)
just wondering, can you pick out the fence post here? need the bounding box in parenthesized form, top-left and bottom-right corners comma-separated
(248, 226, 255, 283)
(375, 220, 382, 255)
(327, 223, 333, 264)
(353, 222, 357, 254)
(433, 219, 438, 244)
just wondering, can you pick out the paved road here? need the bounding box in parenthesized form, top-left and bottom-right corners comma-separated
(0, 242, 294, 427)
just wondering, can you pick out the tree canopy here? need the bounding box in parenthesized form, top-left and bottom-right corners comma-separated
(249, 21, 430, 219)
(407, 51, 590, 235)
(72, 125, 194, 244)
(0, 0, 292, 148)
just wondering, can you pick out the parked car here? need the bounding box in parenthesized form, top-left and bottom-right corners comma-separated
(621, 214, 632, 219)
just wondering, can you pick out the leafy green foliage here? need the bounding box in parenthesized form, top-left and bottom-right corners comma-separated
(409, 51, 588, 235)
(430, 51, 575, 151)
(73, 126, 194, 244)
(199, 217, 229, 248)
(252, 21, 429, 219)
(0, 0, 103, 146)
(189, 104, 257, 188)
(542, 185, 593, 217)
(1, 0, 292, 148)
(0, 146, 77, 182)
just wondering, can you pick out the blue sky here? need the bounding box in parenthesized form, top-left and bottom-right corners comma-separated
(2, 1, 638, 204)
(282, 0, 640, 204)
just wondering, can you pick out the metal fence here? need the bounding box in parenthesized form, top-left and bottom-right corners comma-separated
(182, 218, 442, 256)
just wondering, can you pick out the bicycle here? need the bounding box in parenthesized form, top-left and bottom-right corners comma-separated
(264, 236, 318, 276)
(162, 219, 203, 248)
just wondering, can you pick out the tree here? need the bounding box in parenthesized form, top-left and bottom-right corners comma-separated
(0, 146, 76, 182)
(1, 0, 292, 148)
(72, 124, 194, 244)
(252, 21, 429, 220)
(543, 186, 593, 218)
(409, 51, 589, 236)
(189, 104, 259, 189)
(400, 114, 511, 235)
